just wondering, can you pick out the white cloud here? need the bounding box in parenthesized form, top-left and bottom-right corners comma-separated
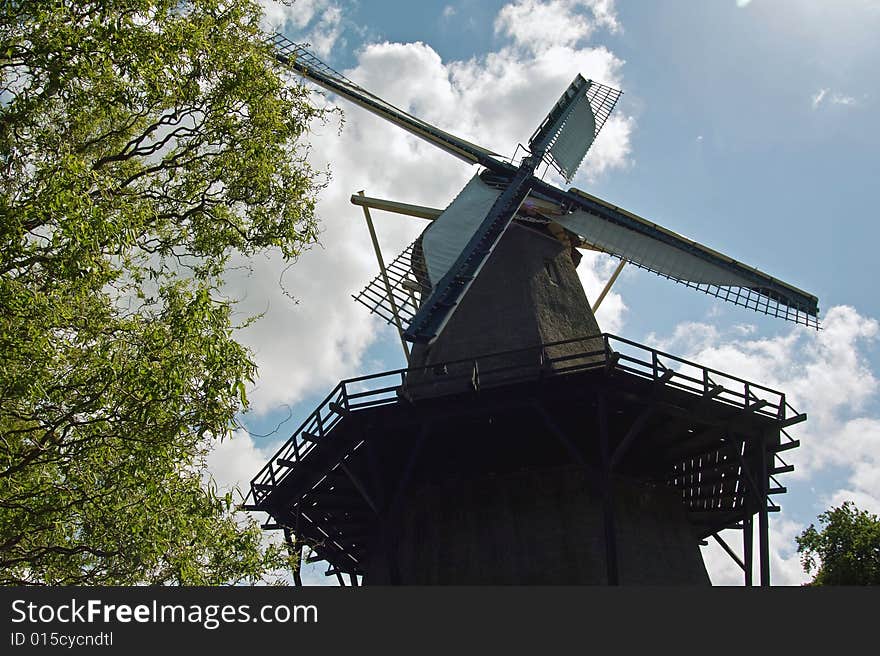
(830, 93, 857, 105)
(495, 0, 620, 54)
(812, 87, 859, 108)
(260, 0, 344, 56)
(206, 428, 273, 497)
(736, 0, 754, 7)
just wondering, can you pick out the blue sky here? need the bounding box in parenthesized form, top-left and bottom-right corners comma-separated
(208, 0, 880, 585)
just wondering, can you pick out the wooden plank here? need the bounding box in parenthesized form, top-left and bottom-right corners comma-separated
(780, 412, 807, 427)
(770, 439, 800, 453)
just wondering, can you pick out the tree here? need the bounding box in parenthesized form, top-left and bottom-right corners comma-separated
(1, 0, 331, 584)
(796, 501, 880, 585)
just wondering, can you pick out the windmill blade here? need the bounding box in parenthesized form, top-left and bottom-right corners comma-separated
(270, 33, 506, 170)
(403, 165, 537, 344)
(529, 75, 622, 182)
(542, 185, 820, 327)
(352, 239, 430, 327)
(420, 175, 502, 285)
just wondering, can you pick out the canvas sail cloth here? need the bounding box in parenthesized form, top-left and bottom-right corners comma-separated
(553, 197, 819, 326)
(555, 210, 759, 287)
(544, 92, 597, 182)
(421, 175, 502, 285)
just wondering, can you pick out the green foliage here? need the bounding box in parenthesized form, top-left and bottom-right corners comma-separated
(1, 0, 328, 583)
(796, 501, 880, 586)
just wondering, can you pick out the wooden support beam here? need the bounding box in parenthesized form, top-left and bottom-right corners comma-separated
(703, 385, 725, 400)
(712, 533, 746, 572)
(592, 259, 626, 313)
(662, 430, 734, 464)
(302, 493, 367, 507)
(656, 368, 675, 384)
(284, 527, 304, 587)
(610, 406, 655, 469)
(356, 191, 411, 361)
(758, 435, 771, 587)
(598, 392, 619, 586)
(339, 461, 380, 515)
(770, 440, 800, 453)
(780, 412, 807, 427)
(303, 504, 374, 517)
(350, 193, 443, 220)
(531, 401, 603, 493)
(329, 401, 350, 417)
(388, 424, 430, 512)
(743, 515, 754, 586)
(604, 350, 620, 374)
(680, 490, 748, 506)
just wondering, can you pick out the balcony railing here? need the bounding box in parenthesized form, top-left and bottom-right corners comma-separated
(248, 333, 800, 507)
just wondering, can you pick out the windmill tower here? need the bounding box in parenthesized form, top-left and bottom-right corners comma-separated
(244, 34, 816, 585)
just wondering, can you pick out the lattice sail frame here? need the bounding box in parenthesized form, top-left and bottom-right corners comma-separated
(546, 81, 622, 182)
(528, 76, 623, 183)
(605, 252, 820, 328)
(353, 239, 431, 327)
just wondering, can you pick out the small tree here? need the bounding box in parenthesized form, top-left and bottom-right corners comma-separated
(1, 0, 330, 584)
(796, 501, 880, 585)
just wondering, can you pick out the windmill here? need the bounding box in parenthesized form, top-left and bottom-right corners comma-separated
(244, 34, 815, 586)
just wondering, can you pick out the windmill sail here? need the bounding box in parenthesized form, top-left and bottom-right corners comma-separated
(271, 33, 504, 169)
(529, 76, 622, 182)
(547, 187, 820, 326)
(421, 176, 502, 284)
(403, 165, 537, 343)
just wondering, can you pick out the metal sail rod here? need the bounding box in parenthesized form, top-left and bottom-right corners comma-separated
(270, 34, 509, 173)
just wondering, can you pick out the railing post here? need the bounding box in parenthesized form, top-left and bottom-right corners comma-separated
(758, 433, 771, 586)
